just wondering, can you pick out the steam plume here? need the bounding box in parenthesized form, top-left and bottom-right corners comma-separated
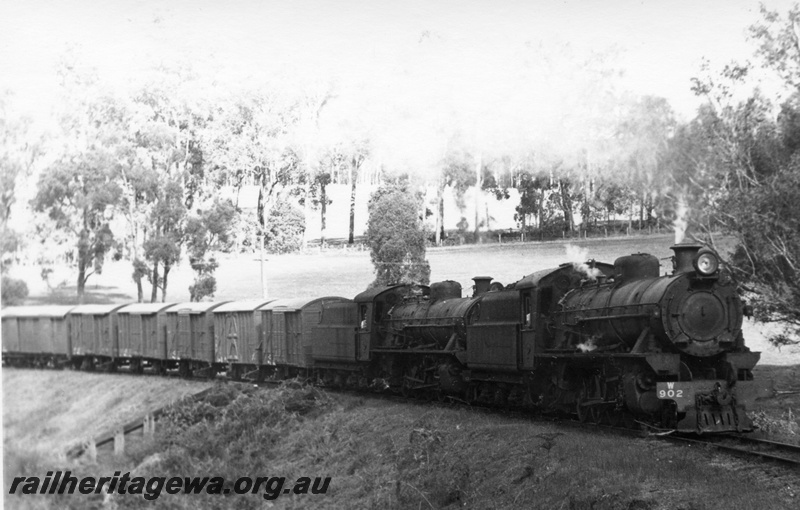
(565, 244, 601, 280)
(673, 196, 688, 244)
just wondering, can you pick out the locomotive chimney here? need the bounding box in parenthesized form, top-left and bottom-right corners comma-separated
(472, 276, 493, 297)
(671, 242, 701, 274)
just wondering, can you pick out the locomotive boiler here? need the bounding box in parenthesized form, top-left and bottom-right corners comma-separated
(549, 242, 766, 432)
(554, 244, 743, 358)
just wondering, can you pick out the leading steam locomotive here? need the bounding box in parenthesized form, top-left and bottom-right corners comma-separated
(1, 241, 773, 434)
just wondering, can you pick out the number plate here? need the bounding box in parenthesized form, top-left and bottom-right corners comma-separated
(656, 382, 694, 405)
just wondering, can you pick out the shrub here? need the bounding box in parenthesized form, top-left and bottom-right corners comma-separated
(1, 275, 28, 305)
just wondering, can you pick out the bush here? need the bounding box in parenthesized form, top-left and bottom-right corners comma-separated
(189, 274, 216, 302)
(264, 199, 305, 254)
(367, 183, 431, 287)
(722, 159, 800, 346)
(1, 275, 28, 305)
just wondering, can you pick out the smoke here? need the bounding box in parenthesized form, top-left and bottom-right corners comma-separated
(565, 244, 602, 281)
(673, 196, 688, 244)
(576, 336, 599, 353)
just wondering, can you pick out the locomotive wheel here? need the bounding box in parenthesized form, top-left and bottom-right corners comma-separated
(576, 395, 589, 422)
(605, 409, 622, 427)
(589, 406, 602, 425)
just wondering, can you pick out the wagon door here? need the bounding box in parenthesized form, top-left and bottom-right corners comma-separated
(130, 315, 143, 357)
(2, 317, 19, 353)
(223, 313, 240, 362)
(200, 313, 213, 364)
(97, 314, 110, 357)
(285, 312, 303, 366)
(273, 311, 287, 364)
(177, 311, 191, 359)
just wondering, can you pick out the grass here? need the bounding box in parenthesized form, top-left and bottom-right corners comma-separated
(2, 369, 213, 457)
(750, 365, 800, 444)
(6, 383, 798, 510)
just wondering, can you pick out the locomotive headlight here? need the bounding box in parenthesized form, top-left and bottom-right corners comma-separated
(694, 251, 719, 275)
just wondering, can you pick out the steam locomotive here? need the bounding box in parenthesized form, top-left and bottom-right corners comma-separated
(1, 242, 772, 434)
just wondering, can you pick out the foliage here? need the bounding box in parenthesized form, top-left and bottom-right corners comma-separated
(1, 92, 41, 226)
(189, 272, 217, 302)
(264, 199, 305, 254)
(687, 6, 800, 346)
(142, 179, 186, 302)
(0, 225, 21, 271)
(184, 198, 236, 301)
(31, 125, 122, 299)
(514, 171, 550, 231)
(1, 275, 28, 305)
(367, 182, 431, 287)
(721, 160, 800, 346)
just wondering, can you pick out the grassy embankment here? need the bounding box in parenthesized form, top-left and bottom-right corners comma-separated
(6, 382, 799, 510)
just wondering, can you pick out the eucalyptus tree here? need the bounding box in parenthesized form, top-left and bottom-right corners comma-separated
(128, 75, 203, 302)
(31, 88, 126, 301)
(367, 180, 431, 287)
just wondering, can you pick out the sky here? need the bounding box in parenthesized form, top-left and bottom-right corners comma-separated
(0, 0, 796, 123)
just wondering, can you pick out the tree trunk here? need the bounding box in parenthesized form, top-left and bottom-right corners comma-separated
(77, 257, 86, 304)
(151, 263, 159, 303)
(474, 152, 482, 236)
(639, 191, 645, 229)
(537, 190, 544, 230)
(436, 181, 445, 245)
(348, 166, 357, 245)
(302, 168, 312, 250)
(260, 233, 268, 299)
(162, 263, 170, 302)
(559, 180, 574, 232)
(135, 278, 143, 303)
(320, 181, 327, 245)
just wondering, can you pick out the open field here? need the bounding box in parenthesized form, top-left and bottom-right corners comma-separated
(13, 234, 688, 304)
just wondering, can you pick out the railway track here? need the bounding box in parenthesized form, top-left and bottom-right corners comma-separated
(664, 434, 800, 468)
(302, 381, 800, 471)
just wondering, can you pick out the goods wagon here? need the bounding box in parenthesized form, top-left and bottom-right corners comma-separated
(116, 303, 175, 373)
(67, 304, 126, 370)
(261, 296, 350, 378)
(311, 299, 359, 365)
(213, 299, 275, 380)
(164, 301, 228, 377)
(1, 306, 74, 366)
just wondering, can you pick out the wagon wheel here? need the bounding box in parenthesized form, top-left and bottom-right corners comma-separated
(576, 376, 597, 422)
(178, 361, 191, 379)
